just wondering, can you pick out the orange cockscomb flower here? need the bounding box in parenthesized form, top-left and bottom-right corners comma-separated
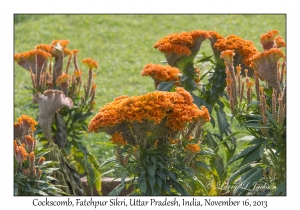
(185, 144, 201, 154)
(14, 49, 52, 61)
(250, 48, 285, 94)
(35, 44, 53, 54)
(141, 64, 180, 88)
(220, 50, 235, 67)
(111, 132, 127, 145)
(260, 30, 279, 51)
(275, 36, 286, 48)
(74, 70, 82, 78)
(56, 73, 71, 86)
(82, 58, 98, 69)
(14, 142, 28, 164)
(154, 30, 211, 67)
(214, 34, 259, 75)
(88, 87, 210, 147)
(17, 115, 38, 132)
(51, 40, 70, 48)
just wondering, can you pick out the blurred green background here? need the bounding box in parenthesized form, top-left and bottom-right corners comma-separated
(14, 14, 286, 168)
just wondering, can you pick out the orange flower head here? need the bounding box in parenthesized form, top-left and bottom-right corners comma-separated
(14, 49, 52, 62)
(185, 144, 201, 154)
(250, 48, 285, 93)
(153, 30, 210, 56)
(72, 49, 80, 54)
(275, 36, 286, 48)
(260, 30, 279, 50)
(56, 73, 71, 86)
(82, 58, 98, 69)
(17, 115, 38, 132)
(51, 40, 70, 48)
(15, 145, 28, 163)
(111, 132, 127, 145)
(74, 70, 82, 78)
(35, 44, 53, 54)
(141, 64, 180, 82)
(214, 34, 259, 67)
(220, 50, 235, 67)
(63, 48, 73, 56)
(24, 135, 36, 153)
(246, 81, 254, 89)
(88, 87, 210, 134)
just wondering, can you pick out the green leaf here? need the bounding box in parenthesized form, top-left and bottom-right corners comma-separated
(157, 81, 175, 92)
(121, 171, 127, 186)
(216, 106, 227, 136)
(244, 123, 269, 129)
(165, 170, 177, 181)
(239, 146, 263, 167)
(194, 176, 208, 195)
(227, 144, 261, 165)
(148, 175, 155, 191)
(228, 163, 256, 185)
(193, 161, 211, 171)
(147, 165, 156, 177)
(108, 183, 125, 196)
(191, 93, 212, 113)
(101, 168, 116, 177)
(203, 130, 218, 150)
(196, 55, 213, 63)
(73, 111, 94, 123)
(233, 168, 263, 195)
(99, 156, 117, 168)
(162, 182, 171, 194)
(273, 180, 286, 195)
(171, 180, 190, 195)
(155, 176, 162, 188)
(139, 180, 147, 193)
(266, 109, 277, 126)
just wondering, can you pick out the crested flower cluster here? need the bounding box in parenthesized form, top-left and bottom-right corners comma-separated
(214, 34, 259, 68)
(141, 64, 180, 88)
(14, 115, 45, 180)
(88, 87, 210, 147)
(153, 30, 211, 67)
(260, 30, 286, 50)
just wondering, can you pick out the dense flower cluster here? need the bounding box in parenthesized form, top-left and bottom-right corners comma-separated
(82, 58, 98, 69)
(214, 34, 259, 67)
(56, 73, 71, 86)
(185, 144, 201, 154)
(14, 49, 52, 61)
(17, 115, 38, 132)
(111, 132, 128, 145)
(141, 64, 180, 82)
(153, 30, 211, 56)
(88, 87, 210, 133)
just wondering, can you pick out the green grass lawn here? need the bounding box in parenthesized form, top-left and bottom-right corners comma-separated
(14, 14, 286, 169)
